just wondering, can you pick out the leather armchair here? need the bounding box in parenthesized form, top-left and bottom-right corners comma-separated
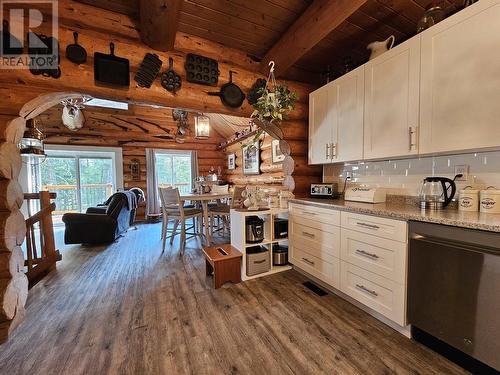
(62, 193, 132, 244)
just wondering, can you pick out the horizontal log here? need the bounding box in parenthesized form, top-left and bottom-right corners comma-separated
(0, 302, 25, 344)
(0, 180, 24, 212)
(0, 211, 26, 251)
(0, 273, 28, 321)
(0, 117, 25, 144)
(0, 143, 22, 181)
(0, 247, 24, 279)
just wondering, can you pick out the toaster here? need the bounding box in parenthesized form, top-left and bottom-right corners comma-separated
(310, 183, 339, 199)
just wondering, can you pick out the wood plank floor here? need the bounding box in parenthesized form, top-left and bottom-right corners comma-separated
(0, 223, 468, 375)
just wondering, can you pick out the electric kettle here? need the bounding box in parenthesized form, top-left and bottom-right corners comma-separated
(419, 176, 457, 209)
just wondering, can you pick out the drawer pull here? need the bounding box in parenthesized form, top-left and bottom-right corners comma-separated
(301, 257, 315, 265)
(355, 284, 378, 297)
(301, 211, 317, 216)
(355, 249, 379, 260)
(253, 260, 267, 264)
(356, 222, 380, 230)
(302, 231, 315, 238)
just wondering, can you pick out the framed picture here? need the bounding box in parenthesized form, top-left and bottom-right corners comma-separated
(272, 139, 286, 164)
(242, 140, 260, 175)
(227, 153, 236, 170)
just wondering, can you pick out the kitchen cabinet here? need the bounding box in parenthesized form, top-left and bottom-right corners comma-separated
(363, 37, 420, 160)
(308, 85, 332, 164)
(308, 66, 364, 164)
(419, 1, 500, 154)
(289, 202, 408, 326)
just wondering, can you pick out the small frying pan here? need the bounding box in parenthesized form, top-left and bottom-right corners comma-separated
(208, 71, 245, 108)
(160, 57, 182, 94)
(66, 32, 87, 64)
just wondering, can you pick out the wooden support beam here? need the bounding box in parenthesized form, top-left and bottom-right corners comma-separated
(140, 0, 183, 51)
(260, 0, 367, 76)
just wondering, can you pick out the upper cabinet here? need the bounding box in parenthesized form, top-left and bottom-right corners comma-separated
(309, 84, 332, 164)
(419, 1, 500, 154)
(308, 66, 364, 164)
(332, 66, 365, 163)
(363, 37, 421, 160)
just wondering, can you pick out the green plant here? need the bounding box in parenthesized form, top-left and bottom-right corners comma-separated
(251, 84, 298, 124)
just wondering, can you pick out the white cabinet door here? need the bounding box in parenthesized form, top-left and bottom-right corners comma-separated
(308, 85, 333, 164)
(419, 1, 500, 154)
(364, 37, 420, 160)
(334, 66, 364, 162)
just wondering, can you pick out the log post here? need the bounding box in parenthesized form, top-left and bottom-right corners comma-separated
(0, 116, 28, 344)
(39, 191, 57, 268)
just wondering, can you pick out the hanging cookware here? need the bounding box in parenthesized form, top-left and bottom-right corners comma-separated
(1, 20, 23, 56)
(94, 42, 130, 87)
(160, 57, 181, 94)
(134, 53, 162, 88)
(185, 53, 219, 86)
(28, 32, 61, 79)
(208, 71, 245, 108)
(66, 32, 87, 64)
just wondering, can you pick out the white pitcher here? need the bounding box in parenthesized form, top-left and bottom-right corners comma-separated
(367, 35, 395, 60)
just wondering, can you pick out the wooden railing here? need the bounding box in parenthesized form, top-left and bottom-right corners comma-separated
(24, 191, 62, 286)
(43, 183, 114, 214)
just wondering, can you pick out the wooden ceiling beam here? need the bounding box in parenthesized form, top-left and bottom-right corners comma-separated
(139, 0, 183, 51)
(260, 0, 368, 76)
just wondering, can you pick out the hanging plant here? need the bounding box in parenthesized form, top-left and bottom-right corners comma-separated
(250, 62, 298, 141)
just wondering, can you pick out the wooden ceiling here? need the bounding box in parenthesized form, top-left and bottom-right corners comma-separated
(37, 102, 245, 144)
(77, 0, 465, 83)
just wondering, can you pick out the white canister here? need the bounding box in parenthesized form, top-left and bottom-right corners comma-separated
(458, 186, 479, 212)
(480, 187, 500, 214)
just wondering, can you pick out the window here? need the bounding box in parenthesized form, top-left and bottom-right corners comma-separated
(155, 151, 193, 194)
(22, 146, 123, 223)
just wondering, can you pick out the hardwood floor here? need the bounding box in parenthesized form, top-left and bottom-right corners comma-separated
(0, 223, 467, 375)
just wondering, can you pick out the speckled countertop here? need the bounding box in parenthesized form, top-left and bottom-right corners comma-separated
(290, 198, 500, 233)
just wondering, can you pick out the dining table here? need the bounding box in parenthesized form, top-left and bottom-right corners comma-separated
(180, 192, 232, 245)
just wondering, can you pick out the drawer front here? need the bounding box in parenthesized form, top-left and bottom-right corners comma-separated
(341, 212, 408, 243)
(290, 203, 341, 227)
(292, 215, 338, 235)
(291, 232, 339, 263)
(291, 247, 340, 289)
(340, 229, 407, 283)
(291, 220, 340, 256)
(340, 262, 406, 325)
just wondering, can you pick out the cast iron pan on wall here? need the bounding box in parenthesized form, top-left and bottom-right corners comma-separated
(94, 42, 130, 87)
(208, 71, 245, 108)
(66, 32, 87, 64)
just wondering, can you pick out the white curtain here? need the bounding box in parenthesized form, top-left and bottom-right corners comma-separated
(191, 150, 199, 180)
(145, 148, 160, 217)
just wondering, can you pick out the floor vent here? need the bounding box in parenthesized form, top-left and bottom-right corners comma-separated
(303, 281, 328, 296)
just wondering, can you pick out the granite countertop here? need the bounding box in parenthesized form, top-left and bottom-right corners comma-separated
(290, 198, 500, 233)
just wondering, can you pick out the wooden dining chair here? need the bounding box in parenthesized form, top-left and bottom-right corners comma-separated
(159, 187, 203, 255)
(208, 185, 245, 236)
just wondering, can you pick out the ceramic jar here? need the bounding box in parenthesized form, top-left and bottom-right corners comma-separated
(458, 186, 479, 212)
(480, 187, 500, 214)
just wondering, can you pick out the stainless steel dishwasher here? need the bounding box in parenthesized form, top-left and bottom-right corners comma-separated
(408, 221, 500, 373)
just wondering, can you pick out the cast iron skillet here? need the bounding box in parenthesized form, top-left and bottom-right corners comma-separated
(208, 70, 245, 108)
(94, 42, 130, 87)
(66, 32, 87, 64)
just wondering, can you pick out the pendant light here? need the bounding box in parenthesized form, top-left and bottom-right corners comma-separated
(194, 114, 210, 139)
(18, 118, 46, 159)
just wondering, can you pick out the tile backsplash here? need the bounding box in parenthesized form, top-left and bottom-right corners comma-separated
(323, 151, 500, 196)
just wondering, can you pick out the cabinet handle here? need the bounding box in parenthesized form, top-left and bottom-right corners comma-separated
(408, 126, 417, 151)
(355, 249, 379, 260)
(302, 231, 315, 238)
(356, 222, 380, 230)
(301, 257, 315, 265)
(331, 142, 337, 159)
(325, 143, 330, 160)
(302, 211, 317, 216)
(356, 284, 378, 297)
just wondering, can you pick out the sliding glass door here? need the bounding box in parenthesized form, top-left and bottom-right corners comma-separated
(23, 147, 121, 222)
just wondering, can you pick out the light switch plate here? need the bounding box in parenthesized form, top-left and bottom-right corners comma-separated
(454, 165, 469, 181)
